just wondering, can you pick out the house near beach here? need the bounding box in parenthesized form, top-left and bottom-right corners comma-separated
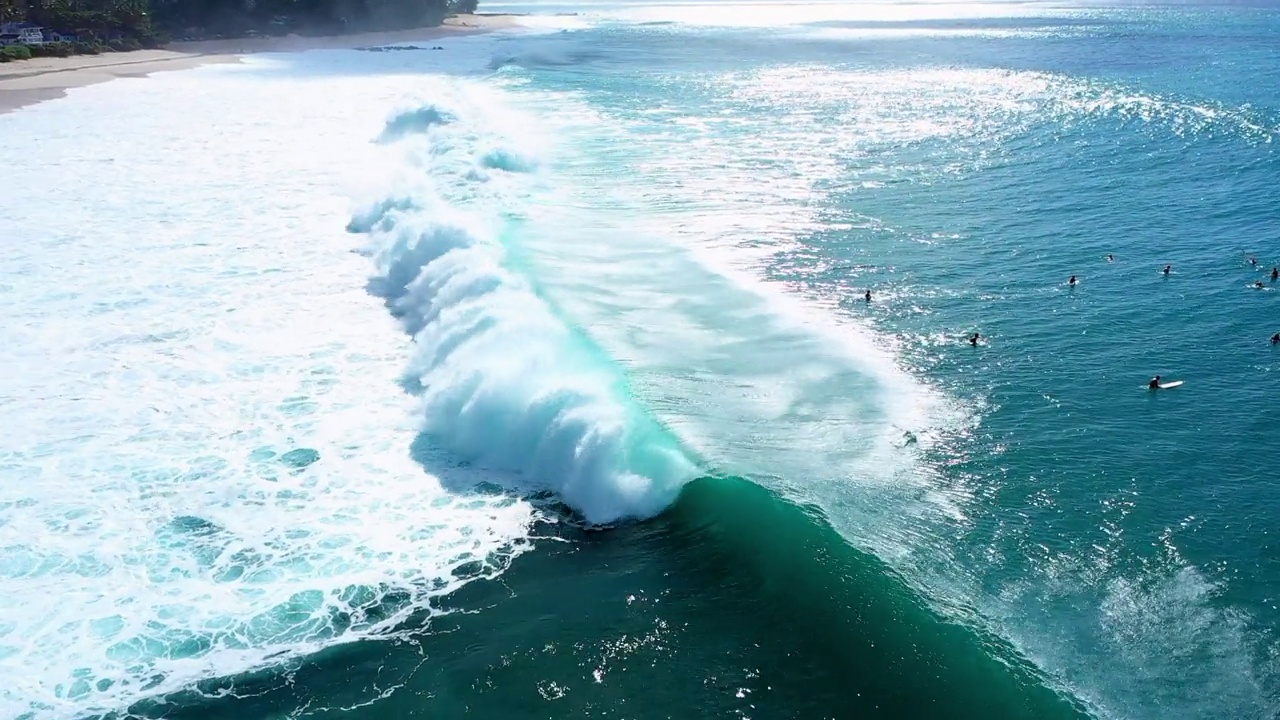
(0, 22, 45, 45)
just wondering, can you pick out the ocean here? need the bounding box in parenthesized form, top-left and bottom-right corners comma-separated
(2, 1, 1279, 718)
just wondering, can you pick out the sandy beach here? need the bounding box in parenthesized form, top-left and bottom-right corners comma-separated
(0, 13, 520, 114)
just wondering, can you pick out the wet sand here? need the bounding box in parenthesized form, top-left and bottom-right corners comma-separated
(0, 14, 519, 114)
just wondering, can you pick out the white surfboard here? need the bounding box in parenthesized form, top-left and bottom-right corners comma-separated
(1146, 380, 1183, 390)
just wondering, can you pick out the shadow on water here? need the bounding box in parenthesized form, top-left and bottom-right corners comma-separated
(405, 430, 549, 499)
(118, 474, 1094, 720)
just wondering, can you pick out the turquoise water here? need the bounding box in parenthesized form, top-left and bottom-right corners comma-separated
(2, 1, 1280, 719)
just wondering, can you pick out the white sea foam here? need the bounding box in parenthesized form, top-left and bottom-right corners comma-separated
(0, 37, 544, 720)
(351, 86, 698, 525)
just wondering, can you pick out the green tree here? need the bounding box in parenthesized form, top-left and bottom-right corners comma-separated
(9, 0, 461, 51)
(0, 0, 25, 24)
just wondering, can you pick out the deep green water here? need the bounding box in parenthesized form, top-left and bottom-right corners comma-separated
(119, 478, 1086, 720)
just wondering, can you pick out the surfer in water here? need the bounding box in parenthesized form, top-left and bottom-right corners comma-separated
(1255, 281, 1266, 289)
(864, 289, 872, 302)
(1069, 275, 1078, 286)
(1163, 264, 1172, 275)
(970, 332, 980, 346)
(1148, 375, 1162, 389)
(1272, 333, 1280, 345)
(1272, 267, 1278, 281)
(1107, 254, 1115, 262)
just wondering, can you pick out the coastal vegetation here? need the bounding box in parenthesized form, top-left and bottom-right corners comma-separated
(0, 0, 479, 61)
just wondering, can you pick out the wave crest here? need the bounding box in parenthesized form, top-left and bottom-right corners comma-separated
(354, 94, 697, 524)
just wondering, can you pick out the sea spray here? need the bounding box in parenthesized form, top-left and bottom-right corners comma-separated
(0, 66, 544, 720)
(352, 97, 698, 524)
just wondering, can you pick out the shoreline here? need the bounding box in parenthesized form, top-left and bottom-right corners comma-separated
(0, 13, 520, 115)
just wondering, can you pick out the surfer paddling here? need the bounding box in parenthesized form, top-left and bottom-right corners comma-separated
(1272, 333, 1280, 346)
(969, 332, 980, 346)
(1148, 375, 1162, 390)
(1068, 275, 1078, 286)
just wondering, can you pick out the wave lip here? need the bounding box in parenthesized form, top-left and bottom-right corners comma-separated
(353, 95, 698, 525)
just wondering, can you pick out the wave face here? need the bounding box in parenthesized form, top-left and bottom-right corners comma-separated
(350, 92, 698, 525)
(472, 7, 1280, 719)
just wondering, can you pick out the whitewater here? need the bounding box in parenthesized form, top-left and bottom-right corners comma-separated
(0, 37, 954, 717)
(3, 2, 1280, 719)
(0, 44, 537, 718)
